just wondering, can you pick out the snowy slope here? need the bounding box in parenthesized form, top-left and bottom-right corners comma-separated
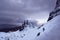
(35, 15, 60, 40)
(0, 14, 60, 40)
(0, 24, 43, 40)
(0, 20, 45, 40)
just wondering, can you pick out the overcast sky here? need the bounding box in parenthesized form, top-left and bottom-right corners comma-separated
(0, 0, 56, 25)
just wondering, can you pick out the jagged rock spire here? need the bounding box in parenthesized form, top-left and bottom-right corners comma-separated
(55, 0, 60, 9)
(47, 0, 60, 21)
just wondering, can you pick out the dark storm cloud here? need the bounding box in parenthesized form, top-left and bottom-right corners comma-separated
(0, 0, 56, 12)
(0, 0, 56, 25)
(0, 12, 26, 24)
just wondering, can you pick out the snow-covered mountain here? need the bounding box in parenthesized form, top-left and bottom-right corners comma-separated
(0, 20, 38, 32)
(35, 0, 60, 40)
(48, 0, 60, 21)
(0, 14, 60, 40)
(35, 15, 60, 40)
(0, 0, 60, 40)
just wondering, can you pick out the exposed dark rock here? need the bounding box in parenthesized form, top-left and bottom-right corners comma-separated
(0, 19, 37, 32)
(37, 32, 40, 36)
(0, 26, 20, 32)
(19, 20, 29, 31)
(43, 28, 45, 32)
(38, 24, 44, 29)
(47, 12, 55, 21)
(55, 0, 60, 9)
(47, 0, 60, 21)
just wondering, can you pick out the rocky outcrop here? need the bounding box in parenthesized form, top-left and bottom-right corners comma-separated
(0, 20, 28, 32)
(0, 20, 35, 32)
(48, 0, 60, 21)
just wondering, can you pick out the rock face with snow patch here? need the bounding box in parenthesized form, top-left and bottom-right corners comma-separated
(48, 0, 60, 21)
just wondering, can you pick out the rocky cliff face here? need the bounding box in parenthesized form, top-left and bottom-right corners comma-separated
(48, 0, 60, 21)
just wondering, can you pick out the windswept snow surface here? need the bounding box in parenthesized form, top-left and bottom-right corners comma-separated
(0, 25, 44, 40)
(0, 15, 60, 40)
(35, 15, 60, 40)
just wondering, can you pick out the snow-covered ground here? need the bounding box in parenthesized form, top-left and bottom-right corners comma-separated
(35, 15, 60, 40)
(0, 15, 60, 40)
(0, 24, 44, 40)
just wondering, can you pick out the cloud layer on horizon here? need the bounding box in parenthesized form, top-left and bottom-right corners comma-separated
(0, 0, 56, 24)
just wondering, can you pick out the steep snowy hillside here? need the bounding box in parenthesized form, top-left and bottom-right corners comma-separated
(35, 0, 60, 40)
(0, 0, 60, 40)
(0, 19, 42, 40)
(0, 14, 60, 40)
(35, 14, 60, 40)
(0, 25, 44, 40)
